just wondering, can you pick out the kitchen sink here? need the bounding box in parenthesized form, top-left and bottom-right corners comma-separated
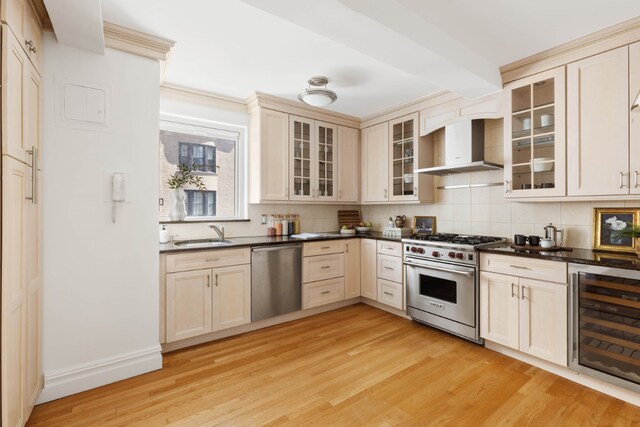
(173, 239, 233, 248)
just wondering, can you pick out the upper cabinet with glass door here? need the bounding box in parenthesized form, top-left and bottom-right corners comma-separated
(389, 113, 420, 201)
(289, 116, 337, 202)
(504, 67, 566, 198)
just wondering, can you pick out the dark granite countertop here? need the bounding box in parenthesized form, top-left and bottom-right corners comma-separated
(160, 231, 402, 254)
(479, 244, 640, 271)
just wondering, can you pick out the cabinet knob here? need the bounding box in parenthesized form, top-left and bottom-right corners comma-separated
(505, 180, 511, 193)
(25, 40, 36, 53)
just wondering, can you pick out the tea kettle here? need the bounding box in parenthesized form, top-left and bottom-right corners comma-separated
(543, 223, 564, 246)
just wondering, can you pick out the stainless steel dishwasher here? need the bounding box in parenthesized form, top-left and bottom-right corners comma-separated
(251, 244, 302, 322)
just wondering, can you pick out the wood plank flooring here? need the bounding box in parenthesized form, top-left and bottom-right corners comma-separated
(28, 304, 640, 426)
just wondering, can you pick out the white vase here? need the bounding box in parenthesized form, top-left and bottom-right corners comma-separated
(169, 188, 186, 221)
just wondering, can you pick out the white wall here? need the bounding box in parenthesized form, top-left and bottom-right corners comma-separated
(40, 33, 162, 402)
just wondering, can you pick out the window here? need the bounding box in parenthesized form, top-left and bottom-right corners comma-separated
(179, 143, 217, 173)
(159, 116, 246, 220)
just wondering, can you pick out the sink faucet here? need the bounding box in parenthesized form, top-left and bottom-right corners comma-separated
(209, 224, 225, 241)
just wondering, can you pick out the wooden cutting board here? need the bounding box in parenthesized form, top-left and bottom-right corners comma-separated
(338, 210, 361, 228)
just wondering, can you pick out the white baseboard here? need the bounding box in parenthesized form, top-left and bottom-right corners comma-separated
(37, 345, 163, 404)
(485, 341, 640, 407)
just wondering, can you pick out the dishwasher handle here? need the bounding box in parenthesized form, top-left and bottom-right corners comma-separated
(252, 244, 303, 252)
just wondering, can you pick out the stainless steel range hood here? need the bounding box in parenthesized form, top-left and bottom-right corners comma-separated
(415, 120, 503, 176)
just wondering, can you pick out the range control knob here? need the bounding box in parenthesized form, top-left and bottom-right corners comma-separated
(431, 251, 440, 258)
(456, 253, 465, 260)
(417, 248, 425, 254)
(411, 247, 417, 253)
(448, 251, 456, 258)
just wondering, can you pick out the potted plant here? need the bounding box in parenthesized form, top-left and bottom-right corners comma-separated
(167, 163, 206, 221)
(612, 223, 640, 257)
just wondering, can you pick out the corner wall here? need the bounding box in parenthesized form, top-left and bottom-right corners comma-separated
(40, 33, 162, 402)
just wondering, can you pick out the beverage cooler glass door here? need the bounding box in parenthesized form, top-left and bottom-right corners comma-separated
(569, 263, 640, 393)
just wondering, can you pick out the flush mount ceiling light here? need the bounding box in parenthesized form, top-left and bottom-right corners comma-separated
(633, 90, 640, 112)
(297, 76, 337, 107)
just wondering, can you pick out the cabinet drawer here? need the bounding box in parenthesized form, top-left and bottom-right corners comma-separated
(377, 240, 402, 257)
(480, 253, 567, 284)
(303, 277, 345, 309)
(303, 240, 344, 256)
(166, 248, 251, 273)
(303, 253, 344, 283)
(378, 279, 403, 310)
(377, 254, 403, 283)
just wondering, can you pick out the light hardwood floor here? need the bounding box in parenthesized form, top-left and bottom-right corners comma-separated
(28, 304, 640, 426)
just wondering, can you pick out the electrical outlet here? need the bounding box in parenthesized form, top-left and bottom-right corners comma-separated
(261, 214, 267, 225)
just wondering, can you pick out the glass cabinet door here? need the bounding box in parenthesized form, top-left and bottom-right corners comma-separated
(506, 67, 566, 197)
(316, 122, 335, 200)
(389, 114, 418, 200)
(291, 117, 313, 199)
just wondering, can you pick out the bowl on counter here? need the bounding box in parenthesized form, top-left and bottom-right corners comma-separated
(355, 226, 371, 233)
(340, 229, 356, 235)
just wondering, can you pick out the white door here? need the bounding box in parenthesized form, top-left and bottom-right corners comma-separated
(343, 240, 361, 299)
(166, 269, 213, 342)
(519, 278, 568, 366)
(630, 42, 640, 195)
(212, 264, 251, 331)
(361, 122, 389, 202)
(479, 272, 519, 349)
(337, 126, 359, 203)
(567, 46, 630, 196)
(290, 115, 315, 201)
(360, 239, 378, 300)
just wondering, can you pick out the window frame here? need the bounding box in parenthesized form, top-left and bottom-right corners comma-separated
(160, 114, 248, 221)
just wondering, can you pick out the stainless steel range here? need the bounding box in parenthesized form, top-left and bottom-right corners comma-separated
(403, 233, 504, 344)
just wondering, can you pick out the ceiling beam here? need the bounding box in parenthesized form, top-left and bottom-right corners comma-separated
(239, 0, 501, 98)
(44, 0, 105, 54)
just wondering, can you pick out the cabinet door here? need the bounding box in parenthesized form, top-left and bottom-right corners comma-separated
(1, 156, 27, 427)
(23, 2, 41, 70)
(24, 58, 40, 166)
(360, 239, 378, 300)
(257, 109, 289, 201)
(302, 277, 345, 309)
(630, 42, 640, 195)
(389, 113, 419, 201)
(1, 0, 26, 43)
(568, 47, 629, 196)
(377, 279, 403, 310)
(361, 122, 389, 202)
(479, 272, 519, 349)
(519, 278, 567, 366)
(166, 269, 213, 342)
(2, 27, 27, 163)
(343, 240, 361, 299)
(337, 126, 359, 203)
(212, 264, 251, 331)
(504, 67, 566, 197)
(290, 115, 315, 201)
(315, 121, 337, 202)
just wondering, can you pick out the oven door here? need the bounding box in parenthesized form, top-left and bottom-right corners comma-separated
(405, 257, 476, 327)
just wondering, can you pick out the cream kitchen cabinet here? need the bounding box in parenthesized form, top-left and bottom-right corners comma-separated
(164, 249, 251, 343)
(361, 122, 389, 203)
(480, 254, 568, 366)
(302, 241, 345, 309)
(503, 66, 566, 198)
(1, 0, 42, 71)
(631, 42, 640, 196)
(337, 126, 359, 203)
(249, 108, 290, 203)
(289, 116, 338, 202)
(567, 47, 630, 196)
(343, 240, 361, 299)
(359, 238, 378, 300)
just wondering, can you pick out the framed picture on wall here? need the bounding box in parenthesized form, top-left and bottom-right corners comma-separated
(413, 216, 436, 235)
(593, 208, 640, 253)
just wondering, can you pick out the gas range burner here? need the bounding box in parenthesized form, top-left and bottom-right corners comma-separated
(407, 233, 504, 247)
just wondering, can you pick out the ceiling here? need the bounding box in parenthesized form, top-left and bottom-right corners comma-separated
(95, 0, 640, 117)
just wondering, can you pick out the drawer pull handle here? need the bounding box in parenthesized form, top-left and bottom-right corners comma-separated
(509, 264, 529, 270)
(321, 266, 331, 269)
(384, 266, 394, 270)
(321, 246, 331, 249)
(321, 291, 331, 295)
(511, 283, 518, 298)
(207, 258, 220, 262)
(384, 291, 393, 296)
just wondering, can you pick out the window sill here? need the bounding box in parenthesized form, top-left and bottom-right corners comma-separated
(160, 218, 251, 224)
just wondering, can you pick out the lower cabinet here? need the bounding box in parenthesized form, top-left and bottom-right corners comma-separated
(480, 269, 568, 366)
(360, 239, 378, 299)
(344, 240, 361, 299)
(360, 239, 405, 310)
(302, 241, 346, 309)
(165, 252, 251, 343)
(377, 279, 403, 310)
(303, 277, 345, 309)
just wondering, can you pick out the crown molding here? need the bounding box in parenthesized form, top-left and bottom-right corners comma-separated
(246, 91, 361, 128)
(103, 21, 175, 61)
(161, 84, 248, 113)
(28, 0, 52, 31)
(501, 16, 640, 83)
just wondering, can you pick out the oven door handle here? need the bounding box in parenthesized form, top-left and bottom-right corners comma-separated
(404, 260, 474, 277)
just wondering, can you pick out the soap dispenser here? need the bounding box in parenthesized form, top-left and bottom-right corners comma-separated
(159, 225, 169, 244)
